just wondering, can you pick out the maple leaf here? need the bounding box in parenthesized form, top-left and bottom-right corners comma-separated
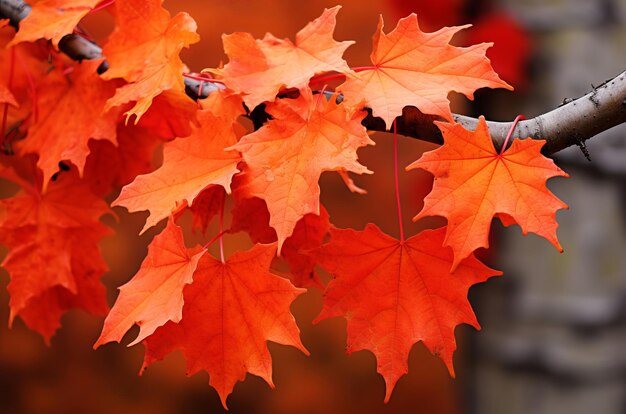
(281, 206, 330, 289)
(1, 24, 62, 132)
(200, 88, 246, 126)
(339, 14, 512, 128)
(135, 89, 200, 140)
(102, 0, 199, 122)
(113, 109, 241, 233)
(407, 117, 569, 269)
(315, 224, 501, 402)
(228, 195, 277, 244)
(83, 123, 162, 197)
(230, 93, 373, 252)
(0, 160, 111, 341)
(9, 0, 100, 48)
(214, 6, 353, 109)
(229, 194, 330, 289)
(141, 244, 308, 408)
(95, 217, 205, 348)
(17, 242, 109, 341)
(189, 185, 225, 234)
(15, 60, 121, 189)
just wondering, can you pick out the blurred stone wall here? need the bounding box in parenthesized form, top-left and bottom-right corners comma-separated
(468, 1, 626, 414)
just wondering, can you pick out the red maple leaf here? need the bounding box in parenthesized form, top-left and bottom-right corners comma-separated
(315, 224, 500, 401)
(0, 157, 111, 341)
(188, 185, 225, 234)
(135, 89, 200, 140)
(229, 193, 331, 288)
(83, 123, 162, 197)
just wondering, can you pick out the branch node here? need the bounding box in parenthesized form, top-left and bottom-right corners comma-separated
(576, 139, 592, 162)
(589, 88, 600, 107)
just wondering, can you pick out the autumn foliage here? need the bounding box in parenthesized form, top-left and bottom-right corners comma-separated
(0, 0, 568, 409)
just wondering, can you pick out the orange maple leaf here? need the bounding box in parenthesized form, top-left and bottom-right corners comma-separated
(16, 60, 121, 189)
(230, 93, 373, 252)
(9, 0, 100, 48)
(141, 244, 308, 408)
(408, 117, 569, 269)
(0, 160, 111, 341)
(95, 217, 205, 348)
(315, 224, 501, 402)
(214, 6, 353, 109)
(102, 0, 199, 122)
(339, 14, 511, 127)
(113, 109, 241, 233)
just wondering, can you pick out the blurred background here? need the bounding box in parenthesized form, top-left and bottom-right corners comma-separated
(1, 0, 626, 413)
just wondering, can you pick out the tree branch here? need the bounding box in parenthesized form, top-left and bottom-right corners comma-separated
(2, 0, 625, 155)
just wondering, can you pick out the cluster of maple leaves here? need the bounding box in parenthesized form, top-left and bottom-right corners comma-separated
(0, 0, 569, 407)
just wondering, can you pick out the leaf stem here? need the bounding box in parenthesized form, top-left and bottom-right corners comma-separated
(14, 51, 38, 123)
(1, 47, 16, 149)
(183, 72, 224, 84)
(393, 120, 405, 243)
(203, 230, 228, 250)
(309, 72, 345, 84)
(352, 66, 377, 72)
(90, 0, 115, 14)
(308, 66, 378, 85)
(219, 191, 226, 264)
(499, 114, 526, 155)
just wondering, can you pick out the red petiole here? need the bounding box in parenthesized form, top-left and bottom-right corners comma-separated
(500, 115, 526, 156)
(393, 120, 405, 243)
(1, 47, 16, 148)
(90, 0, 116, 14)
